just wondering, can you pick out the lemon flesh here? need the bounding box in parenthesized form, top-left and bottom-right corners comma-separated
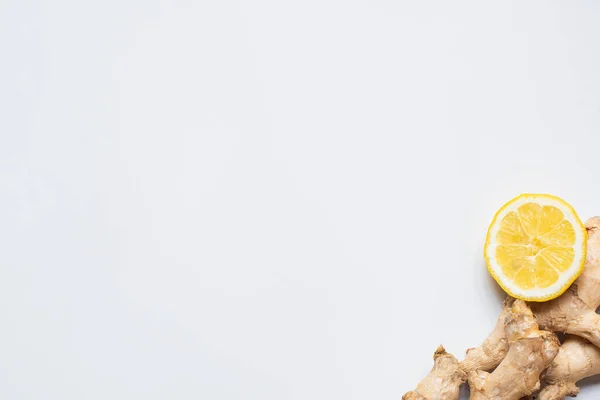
(485, 194, 586, 301)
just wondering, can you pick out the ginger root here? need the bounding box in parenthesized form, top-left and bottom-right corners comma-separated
(468, 300, 560, 400)
(460, 297, 513, 374)
(401, 300, 515, 400)
(402, 346, 465, 400)
(538, 336, 600, 400)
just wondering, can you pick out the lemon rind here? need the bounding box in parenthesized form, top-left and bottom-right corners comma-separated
(484, 193, 587, 302)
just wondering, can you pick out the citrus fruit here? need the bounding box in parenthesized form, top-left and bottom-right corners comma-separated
(484, 194, 586, 301)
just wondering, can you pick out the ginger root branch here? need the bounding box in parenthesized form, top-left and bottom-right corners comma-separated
(460, 297, 513, 374)
(468, 300, 559, 400)
(402, 346, 465, 400)
(538, 336, 600, 400)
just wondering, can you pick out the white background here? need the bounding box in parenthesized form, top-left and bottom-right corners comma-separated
(2, 1, 600, 399)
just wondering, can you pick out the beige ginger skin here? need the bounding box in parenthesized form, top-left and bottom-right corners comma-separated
(401, 300, 514, 400)
(459, 298, 513, 374)
(402, 346, 465, 400)
(468, 299, 560, 400)
(538, 336, 600, 400)
(403, 300, 559, 400)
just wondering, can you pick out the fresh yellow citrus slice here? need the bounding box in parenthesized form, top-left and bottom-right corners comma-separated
(484, 194, 586, 302)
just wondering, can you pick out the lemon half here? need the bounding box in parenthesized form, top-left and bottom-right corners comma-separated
(484, 194, 586, 302)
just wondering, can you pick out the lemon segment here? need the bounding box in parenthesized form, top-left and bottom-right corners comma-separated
(484, 194, 586, 301)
